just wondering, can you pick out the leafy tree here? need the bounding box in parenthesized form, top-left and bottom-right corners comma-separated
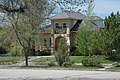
(55, 38, 71, 66)
(77, 26, 92, 56)
(87, 12, 120, 58)
(0, 0, 55, 66)
(101, 12, 120, 58)
(77, 0, 95, 56)
(0, 25, 13, 54)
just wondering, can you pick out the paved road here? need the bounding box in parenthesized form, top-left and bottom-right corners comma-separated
(0, 69, 120, 80)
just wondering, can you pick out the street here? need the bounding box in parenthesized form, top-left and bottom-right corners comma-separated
(0, 69, 120, 80)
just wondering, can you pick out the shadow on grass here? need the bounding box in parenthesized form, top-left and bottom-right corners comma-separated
(106, 57, 120, 62)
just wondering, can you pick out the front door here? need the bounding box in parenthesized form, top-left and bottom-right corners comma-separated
(55, 36, 64, 51)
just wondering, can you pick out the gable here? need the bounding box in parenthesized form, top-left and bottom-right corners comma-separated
(71, 20, 82, 31)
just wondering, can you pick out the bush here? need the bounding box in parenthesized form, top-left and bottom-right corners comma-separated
(0, 47, 8, 54)
(92, 49, 102, 55)
(82, 55, 102, 67)
(70, 47, 81, 56)
(48, 62, 56, 66)
(36, 48, 51, 56)
(55, 38, 72, 66)
(71, 50, 81, 56)
(9, 47, 22, 57)
(62, 61, 74, 67)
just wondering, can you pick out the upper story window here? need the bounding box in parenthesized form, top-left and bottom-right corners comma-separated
(49, 38, 51, 46)
(55, 23, 59, 28)
(63, 23, 67, 28)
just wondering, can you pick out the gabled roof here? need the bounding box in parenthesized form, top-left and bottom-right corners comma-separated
(71, 20, 82, 31)
(51, 11, 86, 20)
(92, 16, 104, 21)
(71, 19, 104, 32)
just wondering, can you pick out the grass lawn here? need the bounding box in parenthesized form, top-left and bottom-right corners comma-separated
(0, 55, 117, 64)
(71, 55, 116, 63)
(70, 56, 84, 63)
(0, 56, 21, 62)
(32, 57, 56, 62)
(95, 56, 114, 64)
(12, 65, 100, 70)
(31, 56, 85, 63)
(31, 55, 114, 64)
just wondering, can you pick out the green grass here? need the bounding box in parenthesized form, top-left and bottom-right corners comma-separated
(0, 55, 117, 64)
(71, 55, 116, 64)
(70, 56, 86, 63)
(95, 56, 113, 64)
(31, 56, 85, 63)
(0, 56, 21, 62)
(32, 57, 56, 62)
(12, 65, 100, 70)
(32, 55, 116, 64)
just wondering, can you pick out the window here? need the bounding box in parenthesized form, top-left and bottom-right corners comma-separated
(49, 38, 51, 46)
(55, 23, 59, 28)
(63, 23, 67, 28)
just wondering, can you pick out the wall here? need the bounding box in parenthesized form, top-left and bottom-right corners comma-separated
(70, 32, 77, 49)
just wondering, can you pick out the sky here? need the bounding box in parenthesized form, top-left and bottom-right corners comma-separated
(54, 0, 120, 19)
(0, 0, 120, 19)
(93, 0, 120, 18)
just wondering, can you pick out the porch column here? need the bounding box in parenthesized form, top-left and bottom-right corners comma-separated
(51, 34, 55, 55)
(66, 28, 70, 52)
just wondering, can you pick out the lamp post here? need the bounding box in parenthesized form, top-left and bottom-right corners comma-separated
(112, 49, 116, 57)
(112, 49, 116, 52)
(112, 49, 116, 54)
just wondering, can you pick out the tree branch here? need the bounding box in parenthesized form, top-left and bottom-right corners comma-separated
(0, 4, 26, 13)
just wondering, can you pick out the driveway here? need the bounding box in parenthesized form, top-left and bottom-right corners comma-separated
(0, 69, 120, 80)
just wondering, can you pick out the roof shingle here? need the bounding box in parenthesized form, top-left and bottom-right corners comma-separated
(51, 11, 86, 20)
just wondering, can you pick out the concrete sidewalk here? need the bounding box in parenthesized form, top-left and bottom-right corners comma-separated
(0, 69, 120, 80)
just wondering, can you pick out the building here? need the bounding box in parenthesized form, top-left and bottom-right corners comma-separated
(37, 11, 104, 54)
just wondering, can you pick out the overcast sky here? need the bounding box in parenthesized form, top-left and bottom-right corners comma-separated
(94, 0, 120, 18)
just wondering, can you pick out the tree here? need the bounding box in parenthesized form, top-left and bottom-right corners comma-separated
(77, 27, 92, 56)
(55, 38, 71, 66)
(77, 0, 95, 56)
(0, 26, 9, 54)
(0, 0, 89, 13)
(0, 0, 90, 66)
(53, 0, 88, 12)
(0, 0, 55, 66)
(101, 12, 120, 58)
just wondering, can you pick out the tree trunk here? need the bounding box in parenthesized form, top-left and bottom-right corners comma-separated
(25, 53, 28, 66)
(24, 49, 28, 66)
